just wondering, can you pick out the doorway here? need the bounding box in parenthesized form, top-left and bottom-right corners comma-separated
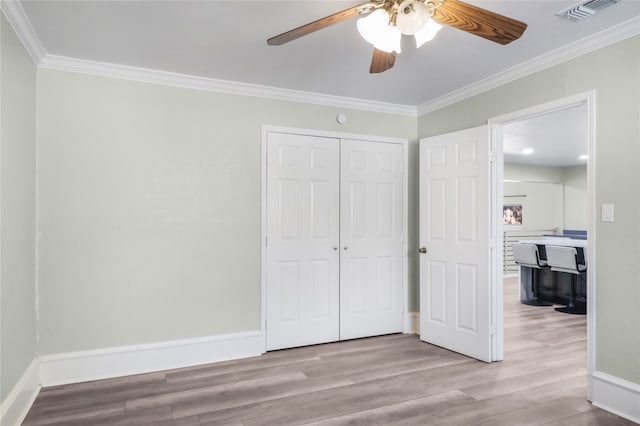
(489, 92, 596, 399)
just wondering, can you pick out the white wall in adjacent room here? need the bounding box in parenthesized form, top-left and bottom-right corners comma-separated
(563, 165, 587, 230)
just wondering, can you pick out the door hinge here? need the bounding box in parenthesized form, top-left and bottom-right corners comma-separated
(265, 235, 268, 247)
(490, 323, 497, 336)
(489, 239, 496, 249)
(489, 152, 497, 163)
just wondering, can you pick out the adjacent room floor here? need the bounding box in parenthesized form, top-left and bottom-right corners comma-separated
(22, 278, 632, 425)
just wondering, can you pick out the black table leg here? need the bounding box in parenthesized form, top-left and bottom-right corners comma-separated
(555, 273, 586, 315)
(523, 267, 552, 307)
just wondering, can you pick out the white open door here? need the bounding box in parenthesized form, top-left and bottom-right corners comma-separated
(266, 132, 340, 350)
(419, 125, 492, 362)
(340, 139, 404, 340)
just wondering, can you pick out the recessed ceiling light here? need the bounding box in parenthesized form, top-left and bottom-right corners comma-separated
(522, 148, 534, 155)
(579, 154, 589, 160)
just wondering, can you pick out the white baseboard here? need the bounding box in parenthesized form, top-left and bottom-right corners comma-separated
(0, 358, 41, 426)
(403, 312, 419, 334)
(39, 330, 264, 387)
(591, 370, 640, 424)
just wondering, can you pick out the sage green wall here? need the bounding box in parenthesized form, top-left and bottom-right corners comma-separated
(0, 15, 38, 402)
(418, 36, 640, 384)
(36, 69, 418, 354)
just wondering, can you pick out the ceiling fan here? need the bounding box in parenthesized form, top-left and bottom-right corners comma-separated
(267, 0, 527, 74)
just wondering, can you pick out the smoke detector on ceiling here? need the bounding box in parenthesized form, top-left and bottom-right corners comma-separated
(557, 0, 622, 21)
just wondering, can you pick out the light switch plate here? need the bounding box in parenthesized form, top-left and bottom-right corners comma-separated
(601, 203, 614, 222)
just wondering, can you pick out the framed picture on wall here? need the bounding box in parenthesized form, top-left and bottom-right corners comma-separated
(503, 204, 523, 228)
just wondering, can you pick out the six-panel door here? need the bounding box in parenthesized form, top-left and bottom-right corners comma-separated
(266, 133, 340, 350)
(340, 139, 404, 340)
(419, 126, 492, 362)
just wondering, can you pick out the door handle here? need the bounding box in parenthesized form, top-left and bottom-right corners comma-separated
(332, 246, 338, 251)
(344, 246, 348, 250)
(418, 247, 428, 254)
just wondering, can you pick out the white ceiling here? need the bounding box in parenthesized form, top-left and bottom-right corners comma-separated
(16, 0, 640, 107)
(503, 105, 588, 167)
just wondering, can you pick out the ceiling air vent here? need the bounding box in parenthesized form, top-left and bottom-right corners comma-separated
(557, 0, 621, 21)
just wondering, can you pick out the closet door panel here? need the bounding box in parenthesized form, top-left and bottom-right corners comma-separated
(266, 133, 340, 350)
(340, 140, 404, 340)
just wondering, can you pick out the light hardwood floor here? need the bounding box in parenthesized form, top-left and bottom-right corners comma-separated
(23, 278, 634, 425)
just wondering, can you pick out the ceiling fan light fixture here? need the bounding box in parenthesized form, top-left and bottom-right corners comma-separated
(414, 18, 443, 47)
(396, 0, 430, 35)
(267, 0, 527, 74)
(357, 9, 402, 53)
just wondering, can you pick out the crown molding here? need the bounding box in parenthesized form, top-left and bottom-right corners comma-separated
(38, 54, 417, 117)
(0, 0, 45, 64)
(417, 15, 640, 117)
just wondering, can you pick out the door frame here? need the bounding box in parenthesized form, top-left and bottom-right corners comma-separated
(488, 91, 596, 399)
(260, 125, 409, 353)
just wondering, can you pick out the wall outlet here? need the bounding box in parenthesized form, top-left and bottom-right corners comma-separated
(601, 203, 614, 223)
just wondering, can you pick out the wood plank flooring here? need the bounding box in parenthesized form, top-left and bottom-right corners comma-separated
(22, 279, 634, 425)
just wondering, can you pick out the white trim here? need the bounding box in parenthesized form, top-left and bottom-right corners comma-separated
(401, 131, 409, 338)
(489, 124, 505, 361)
(591, 371, 640, 424)
(262, 126, 408, 146)
(584, 91, 597, 401)
(417, 16, 640, 116)
(38, 331, 264, 387)
(0, 359, 41, 426)
(261, 125, 409, 351)
(38, 54, 417, 117)
(260, 129, 269, 352)
(0, 0, 45, 64)
(403, 312, 419, 334)
(488, 92, 596, 374)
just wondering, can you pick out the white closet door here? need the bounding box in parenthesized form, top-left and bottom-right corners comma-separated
(266, 133, 340, 350)
(340, 139, 404, 340)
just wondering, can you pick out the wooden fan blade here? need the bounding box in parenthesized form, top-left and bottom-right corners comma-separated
(267, 2, 379, 46)
(370, 48, 396, 73)
(432, 0, 527, 45)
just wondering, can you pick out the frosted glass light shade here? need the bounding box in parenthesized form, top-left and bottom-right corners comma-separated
(357, 9, 402, 53)
(396, 0, 430, 35)
(414, 18, 443, 47)
(357, 10, 389, 46)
